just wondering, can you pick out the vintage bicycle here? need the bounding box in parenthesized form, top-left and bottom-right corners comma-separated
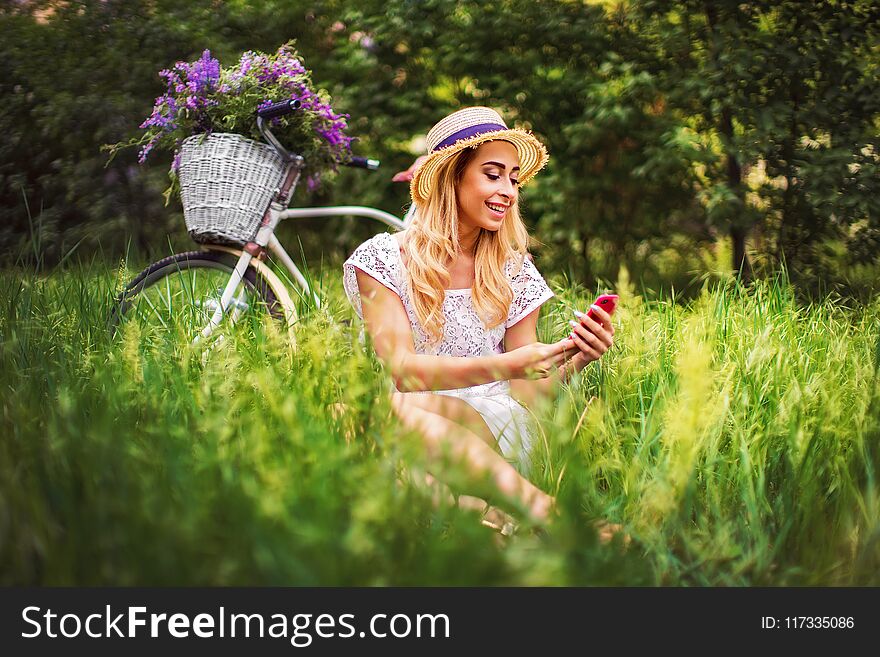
(110, 99, 412, 347)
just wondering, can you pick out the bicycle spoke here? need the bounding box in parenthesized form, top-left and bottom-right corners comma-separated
(110, 253, 283, 352)
(164, 272, 173, 316)
(140, 292, 169, 331)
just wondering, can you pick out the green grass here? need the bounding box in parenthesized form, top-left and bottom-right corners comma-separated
(1, 256, 878, 585)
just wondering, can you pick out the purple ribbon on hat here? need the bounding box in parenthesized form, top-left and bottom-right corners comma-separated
(433, 123, 507, 152)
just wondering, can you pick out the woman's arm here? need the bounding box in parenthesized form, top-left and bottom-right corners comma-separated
(356, 269, 571, 391)
(357, 268, 509, 390)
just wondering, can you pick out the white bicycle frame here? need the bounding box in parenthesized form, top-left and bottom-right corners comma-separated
(194, 201, 415, 345)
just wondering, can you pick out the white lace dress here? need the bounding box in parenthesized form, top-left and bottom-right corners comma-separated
(342, 232, 554, 471)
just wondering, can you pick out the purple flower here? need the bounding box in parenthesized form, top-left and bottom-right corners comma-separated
(195, 50, 220, 87)
(138, 138, 157, 164)
(239, 52, 254, 75)
(133, 44, 352, 167)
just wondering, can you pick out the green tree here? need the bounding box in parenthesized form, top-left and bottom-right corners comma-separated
(635, 0, 880, 287)
(0, 0, 233, 261)
(3, 0, 877, 299)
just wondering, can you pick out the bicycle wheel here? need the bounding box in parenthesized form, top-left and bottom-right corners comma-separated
(109, 250, 284, 347)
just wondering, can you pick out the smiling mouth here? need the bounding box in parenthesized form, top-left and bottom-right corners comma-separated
(485, 202, 507, 217)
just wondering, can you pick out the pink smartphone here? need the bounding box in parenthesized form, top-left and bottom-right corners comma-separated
(585, 293, 618, 322)
(573, 294, 618, 333)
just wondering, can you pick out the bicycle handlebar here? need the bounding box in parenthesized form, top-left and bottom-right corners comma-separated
(257, 98, 302, 120)
(255, 99, 380, 172)
(346, 156, 380, 171)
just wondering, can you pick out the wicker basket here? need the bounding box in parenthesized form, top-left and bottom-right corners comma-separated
(177, 133, 287, 246)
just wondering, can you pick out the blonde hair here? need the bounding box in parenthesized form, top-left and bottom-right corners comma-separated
(402, 146, 530, 343)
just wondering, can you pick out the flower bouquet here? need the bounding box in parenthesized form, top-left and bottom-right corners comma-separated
(110, 42, 353, 244)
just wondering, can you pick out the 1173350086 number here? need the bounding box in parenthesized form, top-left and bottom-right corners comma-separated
(761, 616, 855, 630)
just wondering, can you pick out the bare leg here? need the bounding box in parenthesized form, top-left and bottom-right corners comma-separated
(335, 399, 515, 528)
(391, 392, 553, 523)
(397, 395, 525, 533)
(396, 393, 497, 447)
(340, 396, 624, 544)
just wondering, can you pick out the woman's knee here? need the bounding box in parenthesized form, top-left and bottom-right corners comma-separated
(391, 392, 436, 436)
(394, 392, 496, 445)
(391, 391, 413, 418)
(391, 391, 437, 422)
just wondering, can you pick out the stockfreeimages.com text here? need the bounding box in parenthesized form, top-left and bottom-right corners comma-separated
(22, 606, 451, 646)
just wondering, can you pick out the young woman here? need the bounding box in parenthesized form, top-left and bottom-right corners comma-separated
(343, 107, 615, 526)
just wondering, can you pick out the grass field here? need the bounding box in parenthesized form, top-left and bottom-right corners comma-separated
(1, 256, 878, 585)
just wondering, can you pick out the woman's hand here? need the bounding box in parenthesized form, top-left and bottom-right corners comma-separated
(504, 339, 577, 380)
(568, 304, 615, 363)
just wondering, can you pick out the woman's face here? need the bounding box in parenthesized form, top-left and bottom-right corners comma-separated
(455, 140, 520, 235)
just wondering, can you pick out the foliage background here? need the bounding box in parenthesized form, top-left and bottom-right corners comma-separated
(2, 0, 878, 297)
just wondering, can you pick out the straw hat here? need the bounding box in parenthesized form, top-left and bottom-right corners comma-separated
(410, 107, 549, 205)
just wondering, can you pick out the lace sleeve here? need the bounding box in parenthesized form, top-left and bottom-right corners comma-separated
(505, 255, 555, 328)
(342, 233, 403, 319)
